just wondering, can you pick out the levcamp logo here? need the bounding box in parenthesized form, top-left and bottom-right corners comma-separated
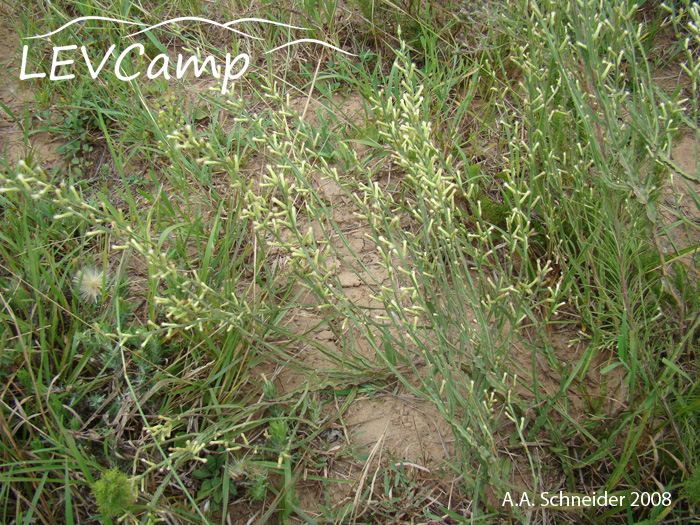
(20, 16, 353, 94)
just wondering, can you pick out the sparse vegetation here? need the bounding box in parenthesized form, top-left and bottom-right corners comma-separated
(1, 0, 699, 523)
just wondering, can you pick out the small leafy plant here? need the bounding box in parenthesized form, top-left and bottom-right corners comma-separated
(194, 452, 228, 512)
(682, 469, 700, 506)
(91, 468, 137, 519)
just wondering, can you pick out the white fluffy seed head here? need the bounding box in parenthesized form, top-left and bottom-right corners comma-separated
(73, 267, 105, 303)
